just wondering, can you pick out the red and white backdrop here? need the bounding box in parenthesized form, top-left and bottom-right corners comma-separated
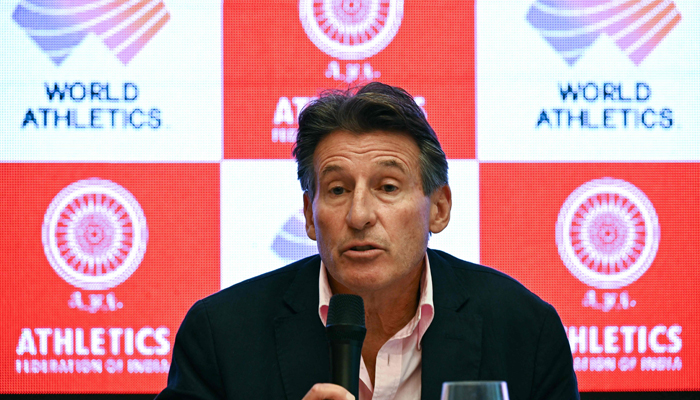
(0, 0, 698, 394)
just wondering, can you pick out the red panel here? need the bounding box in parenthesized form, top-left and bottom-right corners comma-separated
(480, 163, 700, 391)
(0, 164, 220, 393)
(223, 1, 475, 159)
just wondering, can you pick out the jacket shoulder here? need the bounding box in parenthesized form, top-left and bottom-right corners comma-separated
(198, 254, 320, 313)
(429, 249, 557, 317)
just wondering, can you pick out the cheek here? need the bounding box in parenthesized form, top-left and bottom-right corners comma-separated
(400, 199, 431, 226)
(313, 208, 340, 243)
(388, 207, 430, 242)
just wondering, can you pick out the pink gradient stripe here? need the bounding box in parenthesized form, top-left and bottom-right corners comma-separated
(616, 2, 675, 50)
(116, 11, 169, 63)
(91, 0, 148, 36)
(604, 0, 662, 37)
(103, 1, 163, 49)
(629, 11, 680, 64)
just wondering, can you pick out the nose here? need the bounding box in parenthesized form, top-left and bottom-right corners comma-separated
(346, 185, 377, 230)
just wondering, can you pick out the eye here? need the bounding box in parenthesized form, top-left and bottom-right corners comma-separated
(382, 184, 398, 193)
(330, 186, 345, 195)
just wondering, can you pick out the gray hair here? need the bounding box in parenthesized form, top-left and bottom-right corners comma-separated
(292, 82, 448, 199)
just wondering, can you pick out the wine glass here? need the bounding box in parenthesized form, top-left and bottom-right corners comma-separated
(440, 381, 510, 400)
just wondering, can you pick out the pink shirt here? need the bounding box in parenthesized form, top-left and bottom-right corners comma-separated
(318, 256, 435, 400)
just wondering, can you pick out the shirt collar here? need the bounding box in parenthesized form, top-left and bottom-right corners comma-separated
(318, 254, 435, 349)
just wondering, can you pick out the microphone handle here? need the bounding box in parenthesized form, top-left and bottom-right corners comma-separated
(329, 339, 363, 398)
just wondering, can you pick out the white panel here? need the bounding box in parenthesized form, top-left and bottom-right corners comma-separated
(221, 160, 314, 289)
(427, 160, 480, 265)
(0, 1, 222, 161)
(476, 0, 700, 161)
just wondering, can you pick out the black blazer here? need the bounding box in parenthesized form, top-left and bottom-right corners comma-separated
(157, 249, 579, 400)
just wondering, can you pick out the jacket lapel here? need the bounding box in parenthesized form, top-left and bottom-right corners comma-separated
(272, 251, 484, 400)
(274, 257, 331, 400)
(421, 250, 483, 400)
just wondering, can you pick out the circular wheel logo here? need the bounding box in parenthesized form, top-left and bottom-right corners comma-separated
(42, 178, 148, 291)
(299, 0, 403, 60)
(555, 178, 659, 289)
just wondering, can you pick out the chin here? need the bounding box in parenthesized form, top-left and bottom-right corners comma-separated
(335, 269, 395, 294)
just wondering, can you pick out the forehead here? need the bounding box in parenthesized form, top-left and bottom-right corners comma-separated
(313, 130, 421, 172)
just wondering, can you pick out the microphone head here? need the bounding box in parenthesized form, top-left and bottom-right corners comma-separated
(327, 294, 365, 327)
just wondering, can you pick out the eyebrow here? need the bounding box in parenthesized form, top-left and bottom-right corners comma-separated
(320, 164, 343, 178)
(377, 159, 407, 174)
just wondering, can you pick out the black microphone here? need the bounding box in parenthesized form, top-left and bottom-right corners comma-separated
(326, 294, 367, 399)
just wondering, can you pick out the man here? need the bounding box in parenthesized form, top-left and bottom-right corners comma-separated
(157, 83, 579, 400)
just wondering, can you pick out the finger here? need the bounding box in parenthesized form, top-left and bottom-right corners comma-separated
(302, 383, 355, 400)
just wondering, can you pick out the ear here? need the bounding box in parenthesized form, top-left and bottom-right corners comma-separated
(303, 192, 317, 241)
(429, 184, 452, 234)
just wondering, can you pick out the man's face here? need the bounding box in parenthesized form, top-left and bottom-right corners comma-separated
(303, 130, 451, 295)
